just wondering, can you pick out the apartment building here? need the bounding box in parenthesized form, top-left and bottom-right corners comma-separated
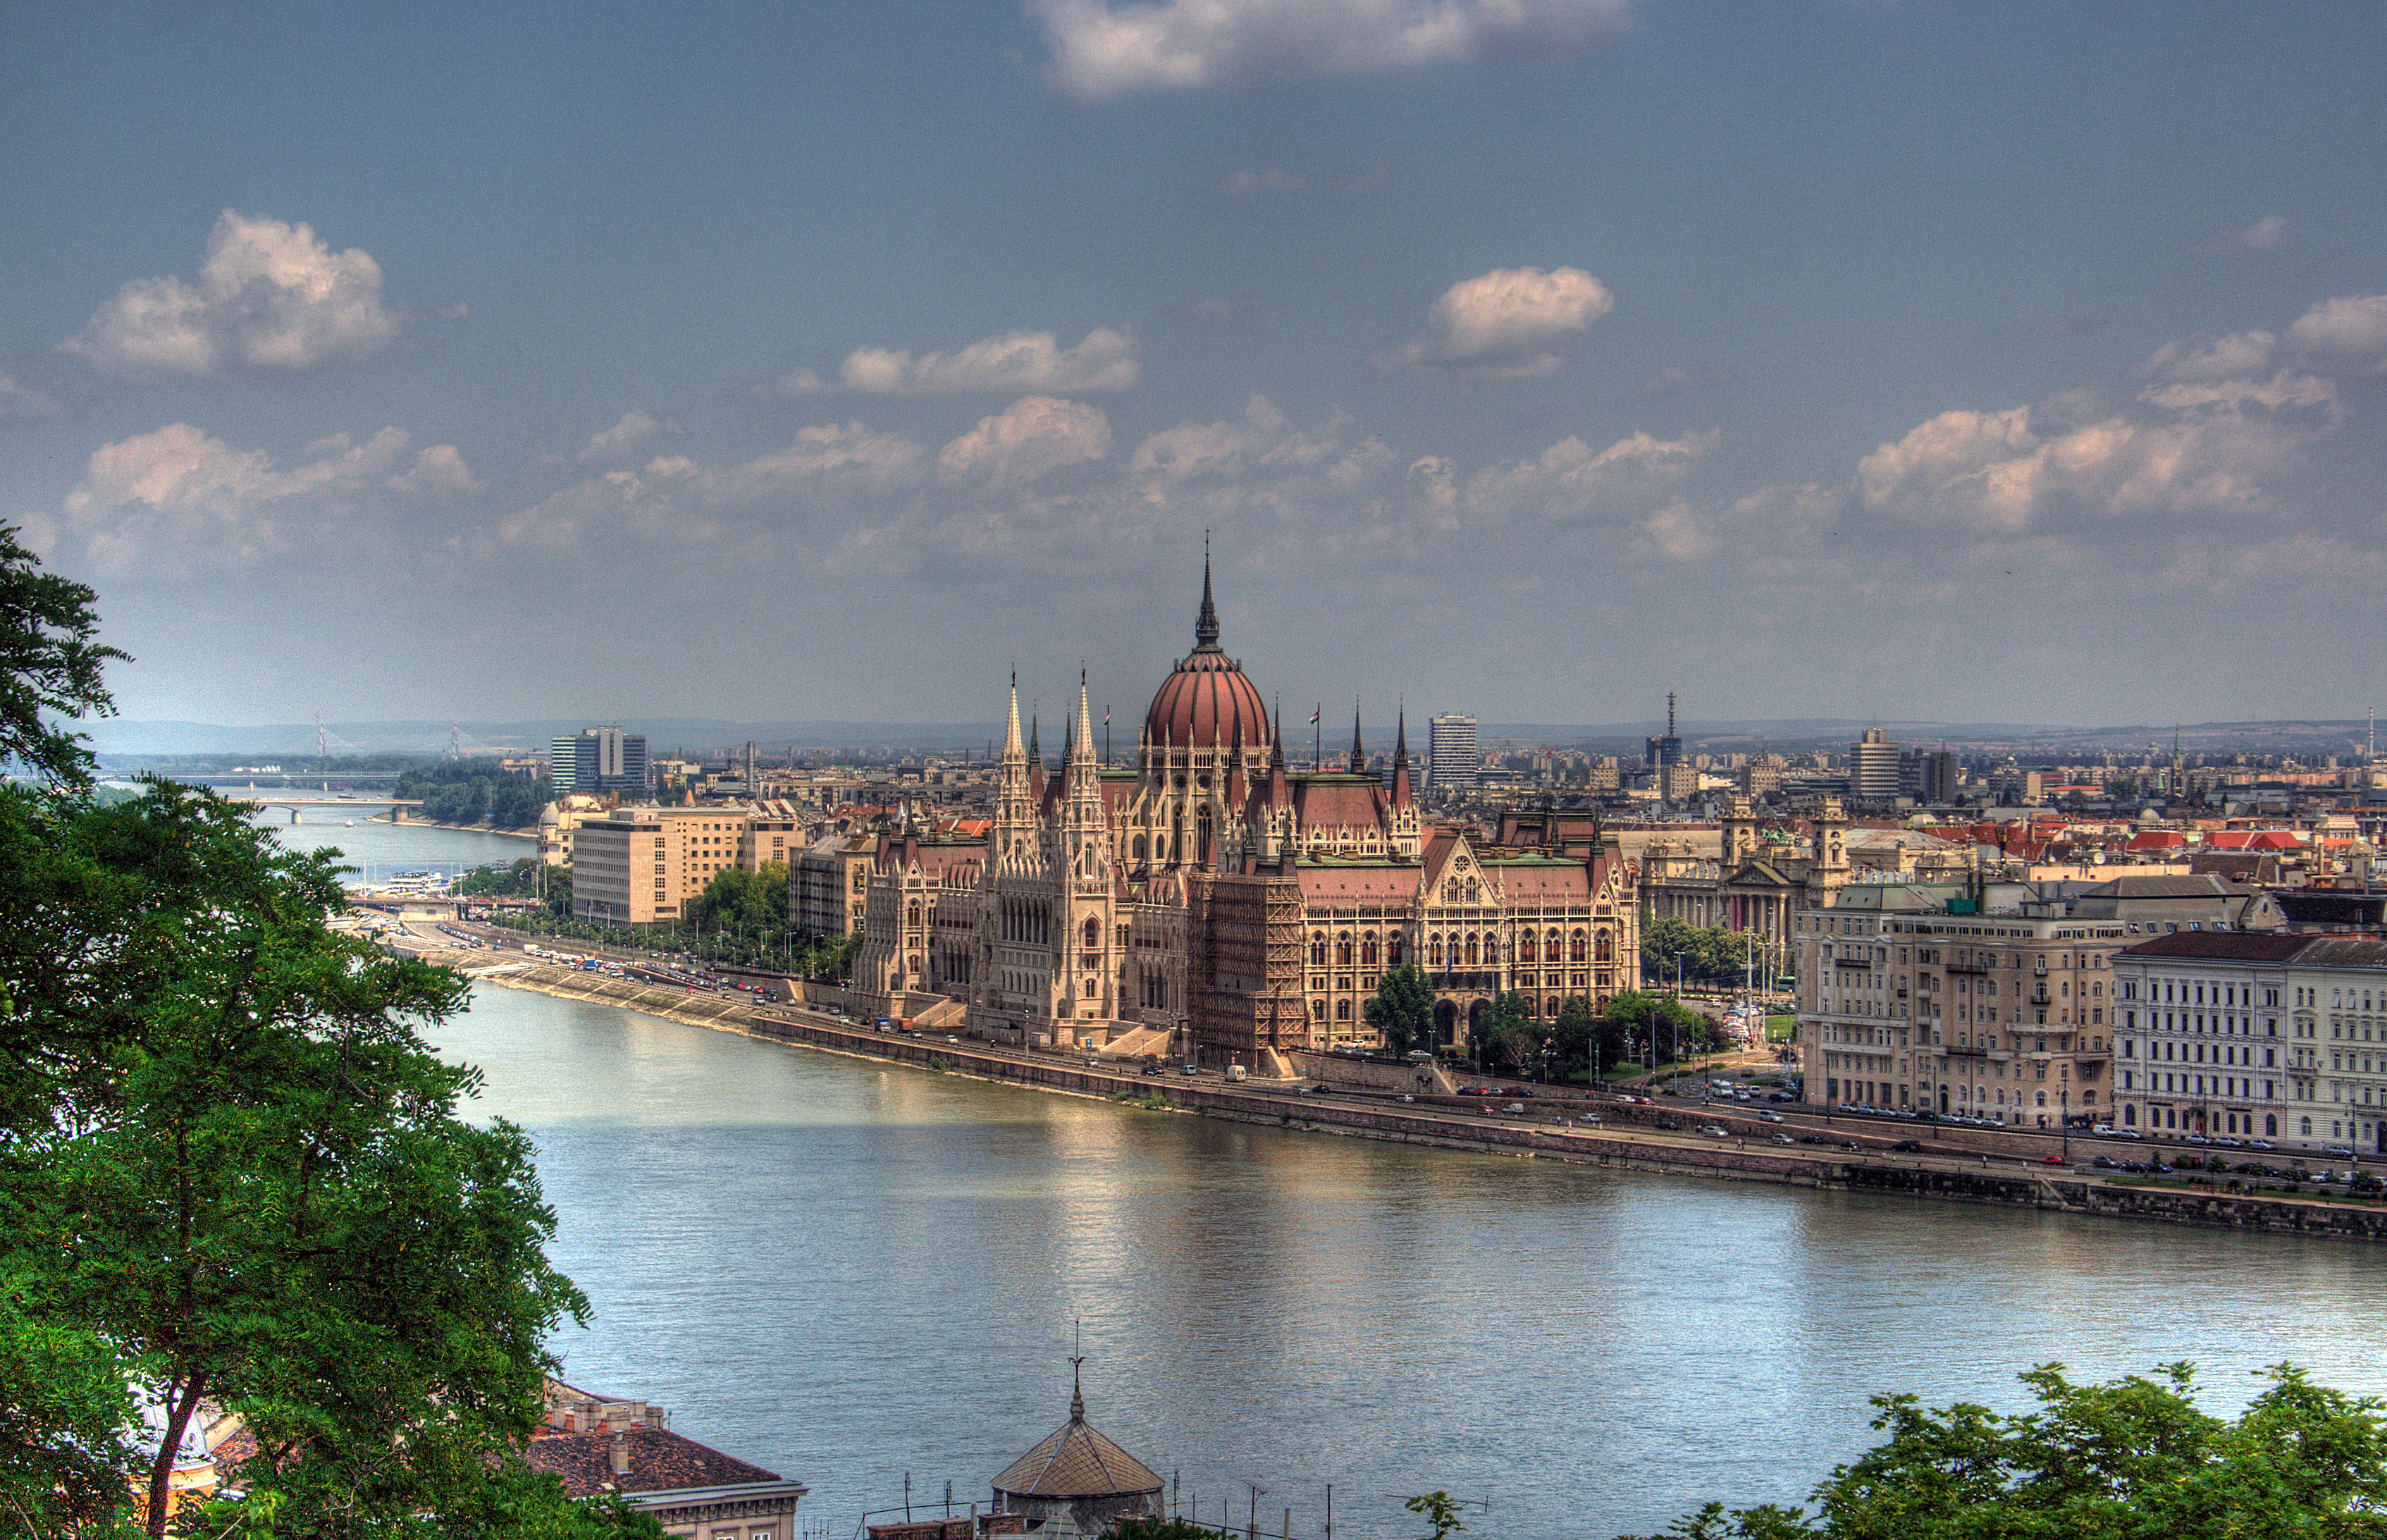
(570, 804, 779, 926)
(2113, 932, 2387, 1154)
(790, 829, 880, 939)
(1797, 875, 2283, 1126)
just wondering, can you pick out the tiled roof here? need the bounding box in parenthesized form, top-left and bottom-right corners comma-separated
(526, 1427, 786, 1499)
(2118, 932, 2310, 963)
(992, 1403, 1161, 1501)
(1485, 863, 1590, 901)
(1295, 865, 1421, 904)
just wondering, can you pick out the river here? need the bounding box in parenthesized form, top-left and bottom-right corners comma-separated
(272, 818, 2387, 1540)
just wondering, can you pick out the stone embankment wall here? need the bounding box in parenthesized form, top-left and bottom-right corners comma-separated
(1287, 1050, 1459, 1096)
(467, 967, 2387, 1243)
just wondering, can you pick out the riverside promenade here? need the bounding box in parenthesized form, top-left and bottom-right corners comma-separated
(383, 921, 2387, 1245)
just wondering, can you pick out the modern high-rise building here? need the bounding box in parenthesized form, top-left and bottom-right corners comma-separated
(1849, 727, 1901, 802)
(1427, 714, 1479, 791)
(550, 726, 648, 796)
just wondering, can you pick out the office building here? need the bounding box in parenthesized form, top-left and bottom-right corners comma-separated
(550, 726, 648, 796)
(1849, 727, 1901, 803)
(1644, 692, 1682, 769)
(1427, 714, 1480, 791)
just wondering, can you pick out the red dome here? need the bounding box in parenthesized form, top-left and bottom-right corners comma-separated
(1144, 560, 1269, 751)
(1147, 652, 1268, 751)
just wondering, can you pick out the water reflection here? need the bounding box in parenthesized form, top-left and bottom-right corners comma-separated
(433, 983, 2387, 1540)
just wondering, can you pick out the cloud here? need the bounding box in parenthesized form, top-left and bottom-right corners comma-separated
(1462, 429, 1715, 520)
(2191, 214, 2290, 254)
(2284, 293, 2387, 376)
(65, 211, 400, 376)
(939, 398, 1111, 485)
(578, 408, 686, 465)
(2135, 330, 2277, 383)
(1374, 266, 1613, 377)
(0, 373, 56, 419)
(502, 421, 928, 551)
(42, 422, 476, 579)
(760, 327, 1140, 397)
(1127, 394, 1347, 490)
(1032, 0, 1632, 98)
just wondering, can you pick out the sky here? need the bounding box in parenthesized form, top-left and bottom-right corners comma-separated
(4, 0, 2384, 737)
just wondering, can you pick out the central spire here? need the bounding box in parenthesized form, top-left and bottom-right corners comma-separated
(1195, 531, 1220, 651)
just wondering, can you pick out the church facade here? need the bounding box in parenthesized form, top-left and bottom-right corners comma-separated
(853, 565, 1641, 1073)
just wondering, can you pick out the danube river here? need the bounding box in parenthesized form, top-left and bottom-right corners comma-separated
(278, 818, 2387, 1539)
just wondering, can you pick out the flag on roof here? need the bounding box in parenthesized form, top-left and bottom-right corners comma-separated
(1309, 705, 1321, 724)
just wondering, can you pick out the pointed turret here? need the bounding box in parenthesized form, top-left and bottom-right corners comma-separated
(1391, 707, 1414, 809)
(1003, 672, 1024, 761)
(1350, 699, 1365, 775)
(1028, 708, 1046, 803)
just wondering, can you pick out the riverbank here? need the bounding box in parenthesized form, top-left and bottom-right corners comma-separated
(374, 815, 538, 840)
(445, 954, 2387, 1244)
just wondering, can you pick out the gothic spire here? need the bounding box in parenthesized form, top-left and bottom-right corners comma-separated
(1003, 669, 1023, 760)
(1195, 532, 1221, 651)
(1350, 698, 1364, 775)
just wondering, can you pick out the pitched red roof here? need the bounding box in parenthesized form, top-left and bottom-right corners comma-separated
(526, 1427, 786, 1499)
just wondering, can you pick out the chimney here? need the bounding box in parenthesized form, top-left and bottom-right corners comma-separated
(609, 1427, 631, 1478)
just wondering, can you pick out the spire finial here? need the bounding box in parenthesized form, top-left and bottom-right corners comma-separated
(1070, 1319, 1086, 1422)
(1195, 535, 1221, 650)
(1351, 696, 1364, 774)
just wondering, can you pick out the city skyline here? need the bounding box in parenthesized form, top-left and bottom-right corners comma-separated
(4, 2, 2384, 729)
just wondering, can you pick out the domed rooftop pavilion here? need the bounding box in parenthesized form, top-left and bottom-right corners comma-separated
(989, 1370, 1164, 1534)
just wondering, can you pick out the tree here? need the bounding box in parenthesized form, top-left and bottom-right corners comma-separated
(1364, 963, 1437, 1057)
(1407, 1492, 1466, 1540)
(1615, 1362, 2387, 1540)
(1, 784, 634, 1538)
(1478, 990, 1541, 1073)
(0, 523, 125, 787)
(1553, 995, 1599, 1083)
(1599, 990, 1709, 1077)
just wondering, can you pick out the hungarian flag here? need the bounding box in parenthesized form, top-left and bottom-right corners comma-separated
(1103, 706, 1111, 724)
(1309, 705, 1321, 724)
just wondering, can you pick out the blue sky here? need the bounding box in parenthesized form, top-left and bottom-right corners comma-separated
(4, 0, 2383, 734)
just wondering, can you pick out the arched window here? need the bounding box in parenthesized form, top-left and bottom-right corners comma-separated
(1465, 935, 1480, 967)
(1133, 834, 1147, 860)
(1337, 935, 1353, 966)
(2302, 1116, 2314, 1136)
(908, 902, 922, 930)
(1595, 929, 1612, 963)
(1548, 997, 1562, 1019)
(1312, 999, 1326, 1020)
(1335, 999, 1351, 1021)
(1570, 930, 1587, 963)
(1388, 935, 1405, 966)
(1464, 878, 1480, 904)
(1444, 878, 1460, 904)
(1429, 933, 1444, 967)
(2266, 1114, 2278, 1136)
(1083, 916, 1099, 949)
(1482, 938, 1498, 966)
(1311, 933, 1327, 966)
(1519, 932, 1538, 963)
(1361, 934, 1379, 966)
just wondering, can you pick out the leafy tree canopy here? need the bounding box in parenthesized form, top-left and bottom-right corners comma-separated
(1615, 1362, 2387, 1540)
(0, 523, 125, 787)
(1363, 963, 1437, 1057)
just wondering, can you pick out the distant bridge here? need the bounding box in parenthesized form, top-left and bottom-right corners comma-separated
(221, 794, 424, 824)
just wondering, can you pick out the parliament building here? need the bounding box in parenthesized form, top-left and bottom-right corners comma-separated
(851, 565, 1640, 1074)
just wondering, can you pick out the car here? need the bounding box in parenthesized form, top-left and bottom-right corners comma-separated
(2092, 1156, 2118, 1169)
(1140, 1063, 1164, 1076)
(1701, 1125, 1730, 1138)
(2249, 1139, 2277, 1151)
(2039, 1154, 2066, 1166)
(2212, 1136, 2244, 1149)
(1768, 1091, 1794, 1103)
(1397, 1094, 1415, 1103)
(1309, 1083, 1332, 1095)
(1891, 1140, 1923, 1152)
(2324, 1144, 2358, 1158)
(1509, 1087, 1536, 1099)
(1757, 1110, 1784, 1123)
(945, 1036, 960, 1044)
(1839, 1141, 1863, 1152)
(1504, 1103, 1527, 1115)
(1771, 1133, 1797, 1145)
(1800, 1134, 1830, 1145)
(2185, 1133, 2212, 1146)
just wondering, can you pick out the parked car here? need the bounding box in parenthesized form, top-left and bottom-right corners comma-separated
(1770, 1133, 1797, 1145)
(1701, 1125, 1730, 1138)
(1757, 1109, 1784, 1123)
(1396, 1094, 1415, 1103)
(2039, 1154, 2066, 1166)
(1800, 1134, 1830, 1145)
(1891, 1140, 1923, 1152)
(1656, 1119, 1682, 1131)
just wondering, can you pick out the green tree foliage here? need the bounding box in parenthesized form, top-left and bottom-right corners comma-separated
(1642, 916, 1768, 987)
(1598, 990, 1713, 1074)
(691, 860, 790, 935)
(1478, 990, 1543, 1072)
(1364, 963, 1437, 1056)
(0, 783, 639, 1538)
(1551, 995, 1599, 1081)
(1114, 1520, 1230, 1540)
(1615, 1362, 2387, 1540)
(457, 854, 551, 899)
(1407, 1491, 1467, 1540)
(397, 762, 548, 827)
(0, 524, 125, 787)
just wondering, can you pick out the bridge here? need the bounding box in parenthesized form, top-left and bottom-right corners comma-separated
(221, 794, 425, 824)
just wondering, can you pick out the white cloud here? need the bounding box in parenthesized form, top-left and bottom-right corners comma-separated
(578, 408, 686, 465)
(2284, 293, 2387, 376)
(1032, 0, 1632, 98)
(46, 422, 476, 579)
(1128, 394, 1345, 489)
(0, 373, 56, 419)
(1462, 429, 1715, 519)
(2134, 330, 2276, 383)
(1374, 266, 1613, 377)
(2191, 214, 2290, 254)
(502, 421, 928, 551)
(760, 327, 1140, 396)
(938, 397, 1111, 485)
(65, 211, 400, 376)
